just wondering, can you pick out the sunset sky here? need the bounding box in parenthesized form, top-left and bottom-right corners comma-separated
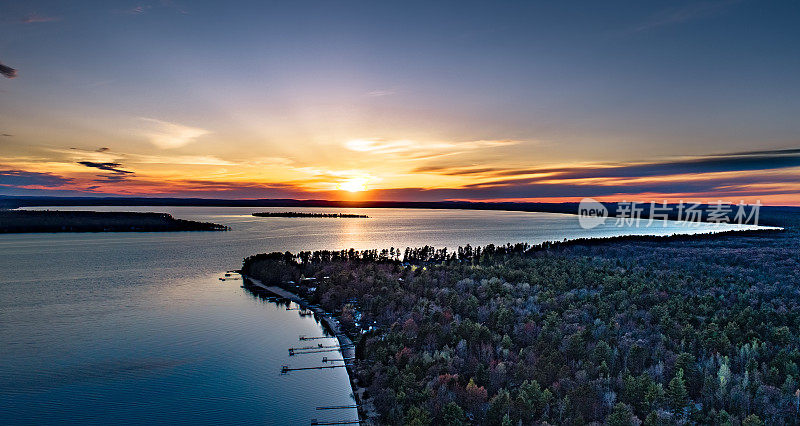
(1, 0, 799, 204)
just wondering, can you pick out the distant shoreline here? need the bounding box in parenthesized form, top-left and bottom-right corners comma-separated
(3, 196, 794, 228)
(252, 212, 369, 218)
(0, 210, 229, 233)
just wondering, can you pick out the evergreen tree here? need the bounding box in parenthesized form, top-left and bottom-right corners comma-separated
(643, 410, 671, 426)
(742, 414, 764, 426)
(487, 389, 512, 425)
(441, 402, 466, 426)
(674, 352, 699, 396)
(667, 369, 689, 412)
(406, 406, 432, 426)
(607, 402, 637, 426)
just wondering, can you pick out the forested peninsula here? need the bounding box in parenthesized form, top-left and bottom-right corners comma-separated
(0, 210, 228, 233)
(243, 212, 799, 425)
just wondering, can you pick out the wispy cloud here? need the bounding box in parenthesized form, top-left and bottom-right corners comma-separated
(21, 13, 61, 24)
(416, 147, 800, 182)
(92, 174, 130, 183)
(140, 118, 210, 149)
(0, 62, 17, 79)
(344, 138, 520, 160)
(78, 160, 136, 185)
(0, 170, 73, 187)
(366, 89, 396, 97)
(125, 5, 151, 15)
(361, 174, 800, 203)
(50, 147, 244, 167)
(127, 154, 236, 166)
(405, 147, 800, 202)
(412, 165, 507, 176)
(160, 0, 189, 15)
(77, 161, 134, 175)
(345, 139, 418, 154)
(631, 0, 741, 33)
(117, 0, 186, 16)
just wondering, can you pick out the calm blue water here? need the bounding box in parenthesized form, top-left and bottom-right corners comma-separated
(0, 207, 764, 424)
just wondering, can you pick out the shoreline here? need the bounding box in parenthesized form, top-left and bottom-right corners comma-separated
(4, 197, 793, 228)
(0, 210, 229, 233)
(241, 274, 376, 424)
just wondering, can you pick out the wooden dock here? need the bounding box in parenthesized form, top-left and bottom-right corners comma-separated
(290, 344, 351, 351)
(300, 335, 336, 341)
(281, 364, 348, 374)
(322, 356, 354, 363)
(290, 343, 328, 351)
(316, 405, 360, 410)
(289, 348, 350, 356)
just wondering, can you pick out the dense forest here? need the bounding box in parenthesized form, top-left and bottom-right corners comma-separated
(0, 210, 228, 233)
(243, 210, 799, 425)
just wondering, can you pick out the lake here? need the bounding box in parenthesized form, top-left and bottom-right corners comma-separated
(0, 207, 764, 424)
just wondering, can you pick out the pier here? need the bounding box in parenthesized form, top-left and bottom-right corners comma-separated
(290, 343, 351, 351)
(316, 405, 360, 410)
(290, 343, 328, 350)
(322, 356, 354, 363)
(289, 342, 354, 356)
(300, 335, 337, 340)
(310, 420, 362, 425)
(281, 364, 348, 374)
(289, 347, 351, 356)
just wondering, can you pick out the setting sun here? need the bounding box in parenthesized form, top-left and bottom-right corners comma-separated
(337, 177, 369, 193)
